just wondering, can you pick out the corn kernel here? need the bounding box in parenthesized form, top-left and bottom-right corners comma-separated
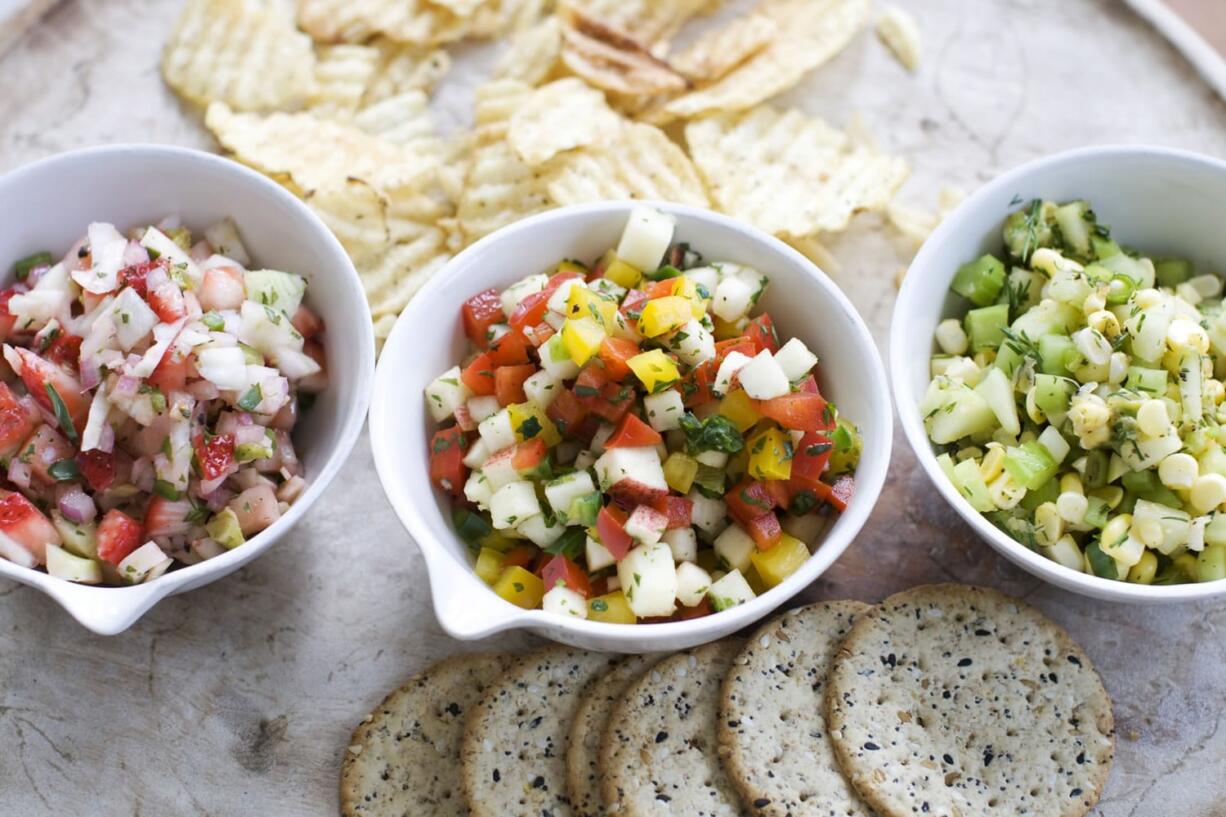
(1134, 288, 1162, 310)
(1059, 473, 1083, 494)
(1086, 310, 1121, 338)
(1190, 473, 1226, 513)
(1108, 352, 1128, 385)
(1158, 452, 1198, 490)
(1127, 550, 1158, 584)
(627, 349, 681, 393)
(935, 319, 969, 355)
(1167, 317, 1210, 353)
(639, 296, 693, 338)
(980, 445, 1006, 482)
(1056, 492, 1088, 525)
(1132, 517, 1164, 549)
(1136, 399, 1171, 438)
(1035, 502, 1063, 546)
(988, 472, 1025, 510)
(1101, 514, 1132, 550)
(1082, 291, 1106, 314)
(561, 317, 607, 365)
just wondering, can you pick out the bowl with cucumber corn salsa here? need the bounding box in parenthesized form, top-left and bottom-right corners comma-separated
(893, 146, 1226, 602)
(0, 144, 374, 634)
(374, 202, 891, 651)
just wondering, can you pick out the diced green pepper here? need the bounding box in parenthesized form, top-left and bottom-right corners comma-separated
(452, 507, 493, 544)
(1033, 374, 1075, 417)
(1085, 540, 1119, 579)
(567, 492, 602, 528)
(951, 459, 994, 512)
(1019, 476, 1059, 512)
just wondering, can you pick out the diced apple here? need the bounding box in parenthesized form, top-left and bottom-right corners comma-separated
(708, 569, 756, 611)
(712, 274, 755, 322)
(624, 505, 668, 546)
(547, 278, 584, 315)
(662, 527, 698, 562)
(490, 481, 541, 529)
(714, 523, 755, 572)
(117, 541, 173, 584)
(45, 544, 101, 584)
(713, 350, 752, 397)
(617, 206, 675, 273)
(675, 561, 712, 607)
(643, 389, 685, 432)
(617, 542, 677, 618)
(517, 513, 565, 548)
(523, 370, 561, 408)
(595, 447, 668, 505)
(426, 365, 473, 422)
(687, 489, 728, 536)
(463, 438, 491, 469)
(464, 471, 493, 508)
(586, 535, 616, 572)
(543, 585, 588, 619)
(544, 471, 596, 519)
(229, 484, 281, 536)
(774, 338, 818, 381)
(481, 447, 520, 491)
(669, 319, 715, 367)
(467, 395, 502, 424)
(738, 350, 790, 400)
(478, 408, 517, 452)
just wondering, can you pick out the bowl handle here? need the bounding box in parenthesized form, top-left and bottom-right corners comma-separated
(43, 580, 169, 636)
(421, 546, 524, 641)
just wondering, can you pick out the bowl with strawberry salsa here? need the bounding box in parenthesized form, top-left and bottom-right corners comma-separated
(373, 202, 891, 652)
(0, 145, 373, 634)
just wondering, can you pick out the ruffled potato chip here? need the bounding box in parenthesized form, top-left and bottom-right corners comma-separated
(352, 91, 438, 147)
(670, 13, 777, 82)
(685, 105, 909, 237)
(457, 141, 554, 243)
(565, 0, 718, 50)
(298, 0, 488, 46)
(472, 79, 535, 142)
(162, 0, 314, 111)
(508, 78, 620, 166)
(559, 11, 688, 97)
(364, 40, 452, 104)
(493, 16, 563, 85)
(546, 122, 708, 207)
(310, 44, 381, 120)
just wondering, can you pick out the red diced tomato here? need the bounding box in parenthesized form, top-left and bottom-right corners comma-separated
(758, 393, 832, 432)
(725, 479, 775, 525)
(462, 288, 505, 348)
(194, 433, 236, 482)
(644, 279, 675, 300)
(502, 545, 537, 570)
(678, 361, 715, 408)
(715, 337, 756, 364)
(0, 289, 19, 342)
(527, 322, 555, 347)
(494, 364, 536, 406)
(744, 313, 780, 353)
(604, 413, 662, 449)
(599, 336, 639, 381)
(508, 290, 549, 333)
(149, 348, 192, 394)
(76, 449, 117, 492)
(746, 512, 782, 550)
(461, 352, 497, 396)
(546, 389, 589, 438)
(541, 554, 592, 598)
(650, 495, 693, 529)
(510, 437, 547, 472)
(96, 508, 143, 567)
(795, 375, 819, 394)
(595, 505, 634, 561)
(573, 366, 609, 399)
(571, 415, 602, 444)
(488, 329, 531, 366)
(428, 426, 468, 495)
(592, 382, 634, 424)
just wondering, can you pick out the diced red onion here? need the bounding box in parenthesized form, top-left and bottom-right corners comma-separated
(7, 458, 31, 491)
(114, 375, 139, 398)
(186, 380, 219, 401)
(78, 356, 102, 391)
(56, 484, 97, 524)
(233, 424, 267, 447)
(130, 456, 155, 493)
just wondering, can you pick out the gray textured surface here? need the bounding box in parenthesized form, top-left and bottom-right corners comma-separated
(1, 0, 1225, 815)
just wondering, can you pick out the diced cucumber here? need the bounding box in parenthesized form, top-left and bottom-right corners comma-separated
(51, 512, 97, 559)
(1090, 234, 1121, 260)
(245, 270, 307, 316)
(1154, 258, 1193, 288)
(1003, 441, 1058, 490)
(1085, 540, 1120, 580)
(993, 341, 1023, 378)
(1033, 374, 1075, 417)
(453, 507, 494, 544)
(965, 303, 1009, 352)
(1019, 476, 1059, 512)
(922, 378, 998, 444)
(951, 254, 1006, 307)
(1002, 199, 1053, 261)
(973, 367, 1020, 436)
(1125, 365, 1167, 395)
(952, 458, 994, 512)
(1081, 450, 1110, 489)
(206, 507, 246, 550)
(1083, 496, 1110, 529)
(1100, 253, 1153, 289)
(1011, 300, 1079, 341)
(1053, 200, 1092, 258)
(936, 452, 958, 482)
(45, 544, 101, 584)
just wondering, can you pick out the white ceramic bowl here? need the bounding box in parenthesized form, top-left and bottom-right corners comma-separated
(372, 201, 892, 652)
(892, 145, 1226, 603)
(0, 144, 375, 633)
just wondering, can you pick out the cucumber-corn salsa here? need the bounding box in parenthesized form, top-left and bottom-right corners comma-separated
(425, 207, 861, 623)
(924, 197, 1226, 585)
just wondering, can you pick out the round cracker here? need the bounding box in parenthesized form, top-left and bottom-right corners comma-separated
(601, 640, 745, 817)
(566, 653, 666, 817)
(461, 645, 621, 817)
(719, 601, 874, 817)
(826, 584, 1115, 817)
(340, 652, 514, 817)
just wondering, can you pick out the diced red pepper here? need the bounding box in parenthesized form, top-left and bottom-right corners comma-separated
(744, 313, 780, 354)
(795, 375, 819, 394)
(575, 367, 633, 423)
(675, 598, 713, 620)
(763, 479, 791, 510)
(598, 336, 639, 381)
(644, 279, 675, 300)
(460, 352, 497, 396)
(487, 329, 531, 366)
(595, 505, 634, 561)
(494, 364, 536, 407)
(462, 288, 504, 348)
(746, 512, 783, 550)
(546, 389, 590, 438)
(650, 495, 693, 529)
(428, 426, 468, 496)
(791, 432, 833, 484)
(725, 479, 776, 525)
(541, 554, 592, 598)
(714, 337, 756, 364)
(194, 433, 236, 482)
(510, 437, 548, 472)
(96, 509, 143, 567)
(76, 449, 117, 492)
(678, 360, 716, 408)
(604, 413, 662, 449)
(757, 393, 832, 432)
(0, 288, 19, 341)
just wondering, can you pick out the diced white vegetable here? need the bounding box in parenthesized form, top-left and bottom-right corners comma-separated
(594, 447, 667, 493)
(245, 270, 306, 316)
(685, 267, 718, 293)
(617, 542, 677, 617)
(478, 409, 517, 452)
(644, 389, 685, 432)
(481, 448, 520, 491)
(662, 527, 698, 563)
(467, 395, 501, 424)
(500, 273, 548, 318)
(117, 541, 173, 584)
(616, 206, 675, 273)
(713, 350, 752, 397)
(712, 275, 754, 322)
(517, 513, 565, 548)
(203, 217, 251, 265)
(707, 569, 756, 611)
(7, 288, 71, 330)
(590, 422, 617, 454)
(669, 319, 715, 367)
(74, 223, 127, 294)
(574, 449, 597, 470)
(543, 585, 588, 619)
(463, 438, 491, 470)
(739, 350, 790, 400)
(0, 531, 37, 568)
(714, 524, 755, 572)
(140, 227, 200, 286)
(45, 544, 101, 584)
(547, 278, 583, 314)
(239, 301, 302, 356)
(1037, 425, 1070, 464)
(544, 471, 596, 519)
(586, 536, 616, 572)
(974, 367, 1020, 436)
(523, 370, 561, 408)
(782, 512, 827, 546)
(695, 450, 728, 468)
(464, 471, 492, 508)
(688, 489, 728, 536)
(773, 338, 818, 382)
(426, 366, 472, 422)
(489, 481, 541, 529)
(80, 387, 113, 453)
(625, 505, 668, 546)
(196, 346, 249, 391)
(110, 288, 159, 351)
(541, 333, 581, 380)
(675, 561, 712, 607)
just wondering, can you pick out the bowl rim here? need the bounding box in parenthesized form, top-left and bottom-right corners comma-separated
(0, 143, 376, 631)
(891, 143, 1226, 602)
(371, 199, 893, 642)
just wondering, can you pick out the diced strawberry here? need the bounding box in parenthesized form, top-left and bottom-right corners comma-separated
(194, 433, 236, 482)
(198, 265, 246, 311)
(76, 449, 117, 492)
(290, 304, 324, 339)
(149, 347, 192, 394)
(43, 332, 82, 368)
(494, 364, 535, 407)
(117, 259, 165, 297)
(487, 329, 531, 367)
(595, 505, 634, 561)
(607, 478, 668, 508)
(0, 289, 19, 342)
(26, 424, 75, 485)
(298, 339, 328, 394)
(604, 413, 662, 449)
(744, 313, 780, 354)
(462, 288, 504, 348)
(10, 347, 89, 434)
(0, 381, 38, 459)
(428, 426, 468, 495)
(650, 495, 693, 529)
(746, 512, 783, 550)
(144, 495, 197, 539)
(541, 554, 592, 598)
(96, 508, 143, 567)
(147, 279, 187, 322)
(0, 491, 60, 565)
(460, 352, 497, 396)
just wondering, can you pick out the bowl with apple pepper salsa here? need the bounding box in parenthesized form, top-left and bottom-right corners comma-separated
(425, 207, 861, 624)
(0, 217, 326, 586)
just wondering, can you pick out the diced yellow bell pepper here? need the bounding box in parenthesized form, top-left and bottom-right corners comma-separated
(670, 277, 708, 319)
(479, 530, 517, 553)
(475, 547, 505, 585)
(713, 315, 748, 340)
(748, 426, 794, 481)
(566, 286, 618, 332)
(492, 565, 545, 609)
(508, 401, 562, 446)
(750, 534, 809, 588)
(663, 452, 699, 494)
(557, 259, 588, 277)
(719, 389, 761, 432)
(743, 563, 770, 596)
(603, 253, 642, 289)
(627, 349, 681, 393)
(561, 317, 607, 366)
(587, 591, 637, 624)
(639, 296, 693, 338)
